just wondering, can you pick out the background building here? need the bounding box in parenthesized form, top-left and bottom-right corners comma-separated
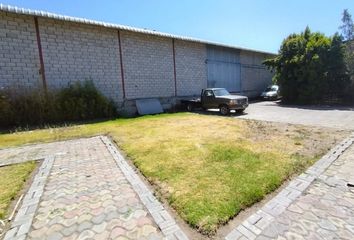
(0, 5, 275, 114)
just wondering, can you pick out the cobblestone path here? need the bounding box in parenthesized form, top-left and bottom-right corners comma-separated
(2, 137, 187, 240)
(226, 135, 354, 240)
(0, 140, 69, 167)
(255, 144, 354, 240)
(2, 134, 354, 240)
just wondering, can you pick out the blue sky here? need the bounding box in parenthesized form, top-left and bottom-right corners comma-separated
(1, 0, 353, 53)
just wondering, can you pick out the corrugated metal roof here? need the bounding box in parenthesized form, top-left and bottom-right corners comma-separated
(0, 4, 276, 55)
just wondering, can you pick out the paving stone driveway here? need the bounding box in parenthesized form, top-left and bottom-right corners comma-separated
(1, 137, 186, 240)
(255, 143, 354, 240)
(0, 140, 70, 167)
(2, 135, 354, 240)
(226, 134, 354, 240)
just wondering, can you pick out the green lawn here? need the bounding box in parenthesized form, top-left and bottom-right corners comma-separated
(0, 161, 36, 219)
(0, 113, 345, 234)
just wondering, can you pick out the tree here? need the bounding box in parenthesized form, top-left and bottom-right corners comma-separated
(339, 9, 354, 86)
(264, 27, 349, 104)
(339, 9, 354, 41)
(327, 33, 350, 98)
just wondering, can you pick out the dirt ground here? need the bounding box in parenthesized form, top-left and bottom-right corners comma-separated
(243, 119, 349, 158)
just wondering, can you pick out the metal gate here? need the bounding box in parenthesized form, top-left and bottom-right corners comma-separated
(206, 45, 241, 92)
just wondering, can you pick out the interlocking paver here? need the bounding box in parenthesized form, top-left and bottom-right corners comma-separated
(7, 133, 353, 239)
(226, 134, 354, 240)
(30, 137, 164, 239)
(2, 137, 174, 239)
(0, 141, 68, 167)
(253, 142, 354, 239)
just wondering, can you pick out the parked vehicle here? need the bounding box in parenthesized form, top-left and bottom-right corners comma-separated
(261, 85, 280, 100)
(181, 88, 248, 115)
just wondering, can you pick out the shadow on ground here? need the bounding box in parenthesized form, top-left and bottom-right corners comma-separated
(267, 100, 354, 111)
(189, 109, 247, 117)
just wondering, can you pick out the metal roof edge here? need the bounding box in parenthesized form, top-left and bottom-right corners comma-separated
(0, 3, 277, 55)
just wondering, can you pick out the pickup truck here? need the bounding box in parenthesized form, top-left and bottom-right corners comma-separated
(181, 88, 248, 115)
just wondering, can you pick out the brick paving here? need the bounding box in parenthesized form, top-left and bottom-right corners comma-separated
(2, 137, 187, 240)
(255, 143, 354, 240)
(2, 134, 354, 240)
(226, 133, 354, 240)
(0, 140, 70, 167)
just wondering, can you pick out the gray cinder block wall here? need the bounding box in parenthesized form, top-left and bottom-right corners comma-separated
(0, 6, 274, 115)
(175, 40, 207, 96)
(38, 18, 123, 103)
(240, 51, 273, 98)
(121, 31, 175, 99)
(0, 12, 41, 89)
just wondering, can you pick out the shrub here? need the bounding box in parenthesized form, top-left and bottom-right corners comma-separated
(0, 80, 117, 128)
(56, 81, 117, 121)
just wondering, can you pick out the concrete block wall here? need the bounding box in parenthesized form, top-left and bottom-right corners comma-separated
(38, 18, 123, 103)
(121, 31, 175, 99)
(0, 12, 41, 89)
(240, 50, 268, 65)
(0, 9, 275, 113)
(241, 67, 273, 97)
(175, 40, 207, 96)
(240, 50, 273, 97)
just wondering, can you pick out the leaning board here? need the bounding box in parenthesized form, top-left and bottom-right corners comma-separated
(135, 99, 164, 115)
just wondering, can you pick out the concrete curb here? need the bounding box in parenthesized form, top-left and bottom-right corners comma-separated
(101, 136, 189, 240)
(225, 133, 354, 240)
(3, 156, 55, 240)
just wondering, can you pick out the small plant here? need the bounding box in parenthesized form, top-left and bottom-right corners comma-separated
(56, 81, 117, 122)
(0, 80, 117, 128)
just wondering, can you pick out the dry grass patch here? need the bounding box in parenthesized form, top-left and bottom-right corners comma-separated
(0, 113, 348, 234)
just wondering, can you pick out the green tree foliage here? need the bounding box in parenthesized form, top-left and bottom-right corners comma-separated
(264, 27, 350, 104)
(339, 9, 354, 41)
(327, 34, 351, 96)
(340, 9, 354, 81)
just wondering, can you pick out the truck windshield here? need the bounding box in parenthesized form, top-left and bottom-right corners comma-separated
(213, 89, 230, 96)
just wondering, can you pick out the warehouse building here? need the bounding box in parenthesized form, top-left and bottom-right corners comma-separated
(0, 5, 275, 114)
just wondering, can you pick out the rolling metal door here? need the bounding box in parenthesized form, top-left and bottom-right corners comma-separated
(206, 46, 241, 92)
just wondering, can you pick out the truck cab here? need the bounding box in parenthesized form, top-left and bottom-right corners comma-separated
(182, 88, 249, 115)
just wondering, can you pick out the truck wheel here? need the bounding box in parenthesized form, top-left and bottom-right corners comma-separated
(187, 104, 194, 112)
(219, 105, 230, 115)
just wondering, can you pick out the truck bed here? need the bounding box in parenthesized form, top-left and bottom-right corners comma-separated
(180, 98, 202, 107)
(181, 98, 200, 103)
